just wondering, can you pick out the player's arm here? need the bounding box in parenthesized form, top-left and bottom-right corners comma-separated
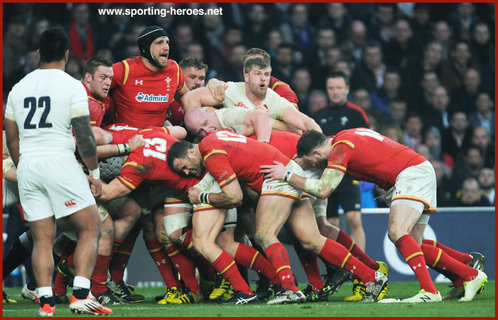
(97, 134, 145, 159)
(281, 106, 322, 133)
(4, 119, 20, 167)
(99, 178, 131, 201)
(260, 162, 343, 199)
(188, 178, 243, 207)
(271, 119, 302, 134)
(166, 126, 187, 140)
(180, 85, 228, 112)
(242, 109, 272, 143)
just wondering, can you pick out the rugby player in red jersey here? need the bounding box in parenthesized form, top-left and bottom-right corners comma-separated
(167, 131, 388, 304)
(261, 128, 488, 303)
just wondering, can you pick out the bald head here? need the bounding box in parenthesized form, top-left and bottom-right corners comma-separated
(184, 107, 220, 139)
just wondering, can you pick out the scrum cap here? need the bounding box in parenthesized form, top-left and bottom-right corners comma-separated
(138, 25, 168, 68)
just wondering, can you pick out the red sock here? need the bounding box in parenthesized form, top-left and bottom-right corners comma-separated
(235, 243, 279, 285)
(110, 229, 139, 282)
(395, 235, 437, 294)
(421, 244, 478, 282)
(319, 238, 375, 283)
(165, 244, 201, 294)
(212, 251, 253, 295)
(294, 243, 323, 290)
(144, 238, 179, 289)
(264, 243, 297, 291)
(337, 230, 378, 270)
(53, 272, 69, 296)
(422, 239, 472, 265)
(182, 230, 193, 250)
(91, 254, 111, 297)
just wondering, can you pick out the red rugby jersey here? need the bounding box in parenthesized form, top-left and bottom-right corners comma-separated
(328, 128, 426, 190)
(111, 56, 185, 128)
(118, 127, 199, 192)
(199, 130, 290, 193)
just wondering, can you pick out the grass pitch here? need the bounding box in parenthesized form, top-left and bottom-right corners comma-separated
(2, 281, 494, 318)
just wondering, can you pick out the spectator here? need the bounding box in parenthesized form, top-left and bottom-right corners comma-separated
(222, 27, 243, 61)
(367, 3, 397, 45)
(306, 89, 327, 116)
(243, 4, 273, 49)
(351, 88, 384, 127)
(265, 29, 284, 59)
(271, 43, 296, 84)
(332, 59, 352, 78)
(431, 159, 453, 207)
(402, 41, 444, 104)
(442, 110, 473, 162)
(402, 112, 423, 150)
(112, 22, 146, 61)
(422, 85, 452, 134)
(451, 3, 479, 42)
(340, 20, 367, 67)
(304, 28, 336, 79)
(218, 43, 246, 81)
(280, 3, 315, 53)
(478, 167, 495, 205)
(4, 49, 39, 94)
(470, 21, 494, 69)
(317, 3, 350, 44)
(382, 124, 405, 145)
(382, 18, 418, 68)
(26, 17, 51, 50)
(186, 42, 205, 61)
(386, 99, 407, 128)
(3, 16, 27, 78)
(169, 23, 194, 62)
(424, 126, 455, 174)
(409, 4, 432, 51)
(449, 145, 484, 198)
(65, 54, 84, 80)
(68, 3, 96, 61)
(95, 4, 129, 57)
(407, 70, 440, 115)
(441, 41, 475, 93)
(451, 177, 491, 207)
(350, 40, 386, 92)
(370, 68, 403, 119)
(469, 92, 494, 136)
(450, 68, 483, 115)
(470, 125, 494, 168)
(312, 46, 343, 90)
(290, 67, 312, 112)
(431, 21, 453, 62)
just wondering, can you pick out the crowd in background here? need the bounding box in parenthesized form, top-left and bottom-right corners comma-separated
(3, 2, 495, 207)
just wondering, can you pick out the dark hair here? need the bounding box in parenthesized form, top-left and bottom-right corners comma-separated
(326, 70, 349, 86)
(84, 56, 112, 76)
(167, 140, 195, 171)
(244, 48, 271, 64)
(297, 129, 328, 157)
(243, 57, 270, 73)
(38, 28, 69, 63)
(179, 57, 208, 71)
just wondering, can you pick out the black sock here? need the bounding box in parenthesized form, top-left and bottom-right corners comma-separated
(27, 280, 37, 291)
(39, 295, 55, 307)
(72, 287, 90, 299)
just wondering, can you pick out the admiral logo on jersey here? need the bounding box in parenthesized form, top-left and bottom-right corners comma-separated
(135, 92, 169, 103)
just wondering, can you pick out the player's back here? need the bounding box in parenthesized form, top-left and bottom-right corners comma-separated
(5, 69, 88, 159)
(333, 128, 426, 188)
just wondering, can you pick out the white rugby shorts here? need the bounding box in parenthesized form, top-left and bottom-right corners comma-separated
(389, 161, 437, 219)
(17, 156, 95, 221)
(261, 160, 303, 200)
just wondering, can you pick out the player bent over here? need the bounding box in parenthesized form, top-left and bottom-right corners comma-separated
(261, 128, 487, 303)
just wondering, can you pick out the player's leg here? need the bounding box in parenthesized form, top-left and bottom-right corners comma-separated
(30, 217, 57, 315)
(192, 208, 256, 303)
(288, 199, 386, 303)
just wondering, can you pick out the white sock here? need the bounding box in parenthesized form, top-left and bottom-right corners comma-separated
(73, 276, 91, 289)
(37, 286, 53, 297)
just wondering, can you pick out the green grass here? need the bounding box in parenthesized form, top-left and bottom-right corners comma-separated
(2, 281, 494, 318)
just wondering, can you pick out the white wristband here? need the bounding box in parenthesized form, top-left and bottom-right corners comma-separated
(89, 168, 100, 179)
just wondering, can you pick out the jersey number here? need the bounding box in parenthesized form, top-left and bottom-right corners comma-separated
(354, 128, 384, 141)
(143, 138, 167, 161)
(216, 131, 247, 143)
(23, 96, 52, 129)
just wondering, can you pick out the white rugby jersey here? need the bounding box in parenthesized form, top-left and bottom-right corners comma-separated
(5, 69, 89, 159)
(222, 81, 292, 119)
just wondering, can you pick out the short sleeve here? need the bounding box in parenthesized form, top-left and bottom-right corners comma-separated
(69, 82, 90, 119)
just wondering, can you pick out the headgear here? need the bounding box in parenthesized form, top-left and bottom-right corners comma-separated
(138, 25, 168, 68)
